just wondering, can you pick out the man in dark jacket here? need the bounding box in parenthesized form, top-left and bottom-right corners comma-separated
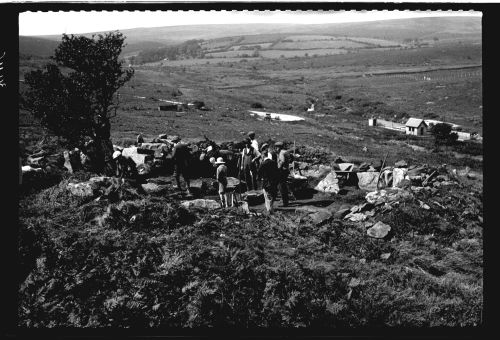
(258, 150, 280, 214)
(275, 142, 290, 207)
(171, 136, 191, 194)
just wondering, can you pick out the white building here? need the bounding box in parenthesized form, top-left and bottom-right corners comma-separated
(405, 118, 428, 136)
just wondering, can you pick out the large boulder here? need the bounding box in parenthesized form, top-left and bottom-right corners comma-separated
(338, 163, 354, 172)
(67, 182, 94, 197)
(300, 164, 332, 186)
(365, 188, 413, 206)
(357, 172, 380, 191)
(141, 183, 169, 195)
(67, 176, 117, 198)
(181, 199, 221, 210)
(344, 212, 367, 222)
(226, 177, 241, 190)
(395, 160, 408, 168)
(315, 171, 340, 194)
(308, 210, 333, 225)
(122, 146, 153, 167)
(393, 168, 409, 188)
(27, 156, 45, 167)
(367, 221, 391, 239)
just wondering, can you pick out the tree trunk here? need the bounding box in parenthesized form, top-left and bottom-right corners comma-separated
(91, 136, 114, 175)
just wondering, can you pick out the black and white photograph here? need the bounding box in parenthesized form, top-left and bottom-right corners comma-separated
(14, 2, 484, 331)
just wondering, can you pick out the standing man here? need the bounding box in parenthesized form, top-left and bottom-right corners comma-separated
(275, 142, 290, 207)
(239, 139, 258, 191)
(248, 131, 261, 181)
(258, 150, 280, 214)
(136, 133, 144, 145)
(215, 157, 232, 208)
(248, 131, 260, 155)
(171, 136, 192, 194)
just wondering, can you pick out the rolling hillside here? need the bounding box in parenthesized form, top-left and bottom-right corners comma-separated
(20, 16, 481, 58)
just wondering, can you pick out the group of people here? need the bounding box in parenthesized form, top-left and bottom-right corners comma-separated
(112, 131, 292, 213)
(213, 131, 292, 213)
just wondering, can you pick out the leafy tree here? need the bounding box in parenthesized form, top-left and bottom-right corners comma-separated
(23, 32, 134, 174)
(430, 123, 458, 146)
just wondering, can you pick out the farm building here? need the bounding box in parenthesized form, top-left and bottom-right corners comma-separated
(405, 118, 428, 136)
(368, 118, 377, 126)
(455, 131, 472, 141)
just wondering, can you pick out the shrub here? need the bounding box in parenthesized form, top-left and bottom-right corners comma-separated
(250, 102, 264, 109)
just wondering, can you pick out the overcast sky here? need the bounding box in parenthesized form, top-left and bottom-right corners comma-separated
(19, 10, 482, 36)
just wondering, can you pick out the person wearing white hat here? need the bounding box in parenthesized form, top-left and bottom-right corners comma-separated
(215, 157, 232, 208)
(113, 150, 124, 178)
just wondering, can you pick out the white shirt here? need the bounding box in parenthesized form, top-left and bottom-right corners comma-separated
(251, 139, 261, 157)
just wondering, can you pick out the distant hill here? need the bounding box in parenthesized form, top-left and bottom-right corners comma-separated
(19, 36, 60, 57)
(20, 16, 480, 58)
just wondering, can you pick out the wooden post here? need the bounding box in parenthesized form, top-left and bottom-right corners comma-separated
(377, 152, 389, 190)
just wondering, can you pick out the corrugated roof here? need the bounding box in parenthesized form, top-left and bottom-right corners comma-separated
(405, 118, 427, 128)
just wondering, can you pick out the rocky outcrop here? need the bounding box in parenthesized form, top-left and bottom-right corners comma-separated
(122, 146, 154, 167)
(181, 199, 221, 210)
(357, 172, 380, 191)
(315, 171, 339, 194)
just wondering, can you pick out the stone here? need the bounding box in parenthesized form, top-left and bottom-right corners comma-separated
(334, 208, 351, 219)
(392, 168, 409, 188)
(466, 173, 477, 180)
(141, 183, 168, 195)
(348, 277, 361, 288)
(67, 182, 94, 197)
(419, 200, 430, 210)
(139, 142, 168, 151)
(364, 210, 375, 217)
(338, 163, 354, 172)
(226, 177, 241, 189)
(122, 146, 153, 167)
(296, 161, 309, 170)
(380, 253, 391, 260)
(308, 210, 333, 225)
(436, 174, 450, 182)
(147, 176, 172, 185)
(315, 171, 340, 194)
(27, 156, 45, 166)
(407, 165, 428, 177)
(395, 160, 408, 168)
(295, 205, 326, 214)
(300, 164, 332, 182)
(344, 212, 367, 222)
(181, 199, 221, 210)
(358, 162, 370, 172)
(367, 221, 391, 239)
(365, 188, 413, 206)
(357, 172, 380, 191)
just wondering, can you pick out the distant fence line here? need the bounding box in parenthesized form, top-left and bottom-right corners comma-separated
(367, 67, 482, 82)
